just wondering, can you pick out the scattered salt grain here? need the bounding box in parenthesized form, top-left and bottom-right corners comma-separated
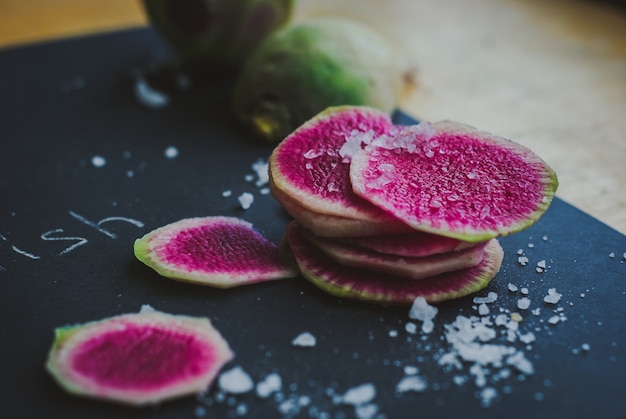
(473, 292, 498, 304)
(405, 322, 417, 334)
(581, 343, 591, 352)
(543, 288, 562, 304)
(218, 366, 254, 394)
(521, 287, 529, 295)
(528, 243, 535, 248)
(251, 159, 269, 187)
(91, 155, 106, 168)
(532, 308, 541, 316)
(517, 298, 531, 310)
(245, 174, 255, 182)
(542, 235, 548, 241)
(260, 187, 271, 195)
(517, 249, 524, 255)
(389, 329, 399, 338)
(222, 190, 232, 197)
(338, 383, 376, 407)
(291, 332, 317, 348)
(609, 252, 615, 258)
(403, 365, 419, 375)
(134, 76, 170, 108)
(623, 252, 626, 260)
(164, 146, 179, 159)
(238, 192, 254, 210)
(519, 332, 536, 344)
(479, 387, 498, 408)
(396, 375, 427, 393)
(255, 373, 282, 399)
(355, 403, 379, 419)
(518, 256, 529, 266)
(508, 283, 518, 292)
(548, 316, 561, 325)
(478, 303, 490, 316)
(409, 297, 438, 333)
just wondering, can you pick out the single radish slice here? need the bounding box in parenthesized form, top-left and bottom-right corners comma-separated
(336, 231, 476, 257)
(271, 178, 413, 237)
(350, 121, 559, 242)
(269, 105, 400, 222)
(286, 222, 504, 305)
(134, 217, 297, 288)
(46, 308, 234, 406)
(302, 228, 488, 280)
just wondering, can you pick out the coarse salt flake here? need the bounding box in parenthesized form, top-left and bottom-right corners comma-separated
(291, 332, 317, 347)
(91, 155, 106, 167)
(222, 190, 232, 197)
(508, 283, 518, 292)
(518, 256, 529, 266)
(255, 373, 282, 399)
(164, 146, 179, 159)
(238, 192, 254, 210)
(517, 298, 531, 310)
(544, 288, 562, 304)
(338, 383, 376, 406)
(396, 375, 427, 393)
(218, 366, 254, 394)
(409, 297, 438, 333)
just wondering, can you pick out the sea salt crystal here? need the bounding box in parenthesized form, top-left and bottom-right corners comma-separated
(218, 366, 254, 394)
(291, 332, 316, 347)
(479, 387, 498, 408)
(548, 315, 561, 325)
(255, 373, 282, 398)
(396, 375, 427, 393)
(338, 383, 376, 406)
(581, 343, 591, 352)
(355, 403, 379, 419)
(478, 303, 490, 316)
(134, 77, 170, 108)
(532, 308, 541, 316)
(339, 130, 375, 162)
(507, 351, 534, 375)
(251, 159, 269, 187)
(304, 148, 325, 159)
(508, 283, 518, 292)
(245, 174, 255, 182)
(405, 322, 417, 334)
(91, 155, 106, 167)
(518, 256, 529, 266)
(519, 332, 536, 344)
(409, 297, 438, 333)
(543, 288, 562, 304)
(473, 292, 498, 304)
(238, 192, 254, 210)
(222, 190, 232, 197)
(517, 298, 531, 310)
(521, 287, 529, 295)
(403, 365, 419, 375)
(388, 329, 399, 338)
(164, 146, 179, 159)
(623, 252, 626, 260)
(260, 187, 270, 195)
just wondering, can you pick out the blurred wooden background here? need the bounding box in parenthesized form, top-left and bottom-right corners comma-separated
(1, 0, 625, 235)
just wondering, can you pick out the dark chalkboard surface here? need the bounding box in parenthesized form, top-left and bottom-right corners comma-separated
(1, 28, 625, 419)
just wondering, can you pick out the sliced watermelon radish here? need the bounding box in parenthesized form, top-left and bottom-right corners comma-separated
(271, 176, 413, 237)
(46, 308, 234, 406)
(302, 228, 488, 280)
(350, 121, 559, 241)
(336, 230, 476, 257)
(286, 222, 504, 305)
(134, 216, 297, 288)
(269, 105, 401, 223)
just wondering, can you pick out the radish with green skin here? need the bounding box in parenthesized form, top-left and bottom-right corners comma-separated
(285, 222, 504, 305)
(233, 17, 416, 143)
(302, 228, 488, 281)
(134, 216, 297, 288)
(46, 308, 234, 406)
(142, 0, 295, 69)
(350, 121, 559, 242)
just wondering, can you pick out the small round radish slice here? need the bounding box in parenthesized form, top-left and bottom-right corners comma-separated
(46, 308, 234, 406)
(134, 216, 297, 288)
(269, 105, 399, 223)
(350, 121, 559, 242)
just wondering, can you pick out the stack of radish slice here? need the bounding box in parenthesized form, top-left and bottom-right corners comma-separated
(269, 106, 558, 304)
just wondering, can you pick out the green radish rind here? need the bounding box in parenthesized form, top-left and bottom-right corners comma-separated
(134, 216, 297, 288)
(286, 222, 504, 305)
(269, 105, 400, 223)
(350, 120, 559, 242)
(302, 228, 488, 280)
(46, 309, 234, 406)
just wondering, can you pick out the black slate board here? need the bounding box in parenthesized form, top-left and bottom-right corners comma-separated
(1, 28, 625, 419)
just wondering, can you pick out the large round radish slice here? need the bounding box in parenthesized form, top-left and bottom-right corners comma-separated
(350, 121, 559, 242)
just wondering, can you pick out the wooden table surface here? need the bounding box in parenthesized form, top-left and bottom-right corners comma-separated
(1, 0, 625, 235)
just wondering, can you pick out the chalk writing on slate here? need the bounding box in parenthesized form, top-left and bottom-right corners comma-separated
(0, 211, 144, 271)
